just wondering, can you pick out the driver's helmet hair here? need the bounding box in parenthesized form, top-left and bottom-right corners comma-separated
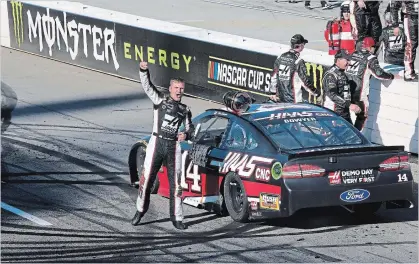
(228, 123, 246, 148)
(222, 91, 253, 114)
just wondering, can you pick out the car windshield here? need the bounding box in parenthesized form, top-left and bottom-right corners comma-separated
(255, 112, 363, 150)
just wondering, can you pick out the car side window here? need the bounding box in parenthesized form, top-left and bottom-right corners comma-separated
(221, 120, 261, 152)
(194, 115, 230, 148)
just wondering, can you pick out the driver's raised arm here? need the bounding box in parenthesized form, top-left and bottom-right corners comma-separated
(139, 63, 163, 105)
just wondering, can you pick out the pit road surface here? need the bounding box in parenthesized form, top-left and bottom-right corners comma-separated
(1, 48, 418, 263)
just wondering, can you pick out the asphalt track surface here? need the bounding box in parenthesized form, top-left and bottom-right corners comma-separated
(1, 47, 418, 263)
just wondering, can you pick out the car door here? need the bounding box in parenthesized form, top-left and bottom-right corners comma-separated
(179, 112, 232, 206)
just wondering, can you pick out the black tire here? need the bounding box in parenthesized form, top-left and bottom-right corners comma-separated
(127, 141, 159, 193)
(223, 172, 249, 222)
(352, 202, 382, 218)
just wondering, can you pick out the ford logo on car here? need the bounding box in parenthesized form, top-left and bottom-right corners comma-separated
(340, 189, 370, 202)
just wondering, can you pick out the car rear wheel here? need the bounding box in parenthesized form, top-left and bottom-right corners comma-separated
(128, 142, 159, 194)
(224, 172, 249, 222)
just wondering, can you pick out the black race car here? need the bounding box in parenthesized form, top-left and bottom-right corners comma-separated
(129, 103, 415, 222)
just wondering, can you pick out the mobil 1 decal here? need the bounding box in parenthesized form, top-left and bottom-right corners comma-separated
(8, 1, 119, 73)
(221, 152, 277, 182)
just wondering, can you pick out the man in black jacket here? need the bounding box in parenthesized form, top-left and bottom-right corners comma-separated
(378, 11, 406, 66)
(323, 49, 360, 124)
(390, 0, 418, 82)
(350, 0, 382, 51)
(345, 37, 397, 131)
(268, 34, 319, 104)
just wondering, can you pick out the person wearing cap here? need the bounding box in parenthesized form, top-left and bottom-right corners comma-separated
(345, 37, 398, 131)
(324, 1, 356, 55)
(268, 34, 318, 104)
(322, 49, 360, 124)
(378, 10, 406, 66)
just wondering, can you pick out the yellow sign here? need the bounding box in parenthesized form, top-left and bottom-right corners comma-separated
(123, 42, 193, 73)
(259, 193, 280, 211)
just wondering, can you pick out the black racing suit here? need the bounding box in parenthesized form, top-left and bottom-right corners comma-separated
(350, 0, 382, 50)
(269, 49, 318, 103)
(390, 1, 418, 78)
(379, 25, 406, 66)
(136, 68, 194, 222)
(322, 65, 352, 123)
(345, 49, 394, 131)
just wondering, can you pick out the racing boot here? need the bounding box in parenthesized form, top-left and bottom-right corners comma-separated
(131, 210, 143, 226)
(172, 220, 188, 230)
(404, 73, 418, 82)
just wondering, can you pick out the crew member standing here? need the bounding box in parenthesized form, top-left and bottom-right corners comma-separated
(269, 34, 319, 104)
(325, 1, 356, 55)
(350, 0, 382, 51)
(131, 62, 194, 230)
(345, 37, 396, 131)
(390, 0, 418, 82)
(379, 11, 406, 66)
(322, 49, 360, 124)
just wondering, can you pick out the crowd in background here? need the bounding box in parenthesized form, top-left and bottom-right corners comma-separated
(322, 0, 417, 81)
(268, 1, 418, 132)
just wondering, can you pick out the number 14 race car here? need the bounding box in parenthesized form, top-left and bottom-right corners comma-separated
(128, 103, 415, 222)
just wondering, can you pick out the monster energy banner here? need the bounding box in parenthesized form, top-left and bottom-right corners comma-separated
(8, 1, 330, 103)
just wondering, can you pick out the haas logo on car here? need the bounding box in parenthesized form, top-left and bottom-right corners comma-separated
(255, 167, 271, 182)
(221, 152, 274, 177)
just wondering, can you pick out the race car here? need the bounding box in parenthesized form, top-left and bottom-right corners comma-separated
(128, 103, 415, 222)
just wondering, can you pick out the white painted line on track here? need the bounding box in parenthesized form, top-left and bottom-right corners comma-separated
(1, 202, 53, 226)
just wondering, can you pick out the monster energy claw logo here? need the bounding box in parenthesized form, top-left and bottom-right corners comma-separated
(305, 62, 324, 105)
(11, 0, 24, 47)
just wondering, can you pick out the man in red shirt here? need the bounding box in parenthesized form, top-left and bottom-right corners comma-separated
(325, 1, 356, 55)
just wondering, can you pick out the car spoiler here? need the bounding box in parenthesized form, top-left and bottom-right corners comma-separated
(287, 145, 406, 160)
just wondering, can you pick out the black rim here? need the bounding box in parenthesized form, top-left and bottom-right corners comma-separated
(229, 179, 244, 212)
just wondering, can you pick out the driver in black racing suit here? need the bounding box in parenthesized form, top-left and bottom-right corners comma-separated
(323, 49, 360, 124)
(268, 34, 319, 103)
(345, 37, 395, 131)
(350, 0, 382, 52)
(390, 0, 418, 82)
(131, 62, 194, 230)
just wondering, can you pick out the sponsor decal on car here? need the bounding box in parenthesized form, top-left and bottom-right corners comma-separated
(328, 171, 341, 185)
(340, 169, 375, 184)
(259, 193, 280, 210)
(255, 167, 271, 182)
(271, 162, 283, 180)
(250, 201, 258, 211)
(221, 152, 274, 177)
(340, 189, 370, 202)
(250, 211, 262, 217)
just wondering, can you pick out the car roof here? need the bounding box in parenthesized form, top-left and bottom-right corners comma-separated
(241, 103, 336, 121)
